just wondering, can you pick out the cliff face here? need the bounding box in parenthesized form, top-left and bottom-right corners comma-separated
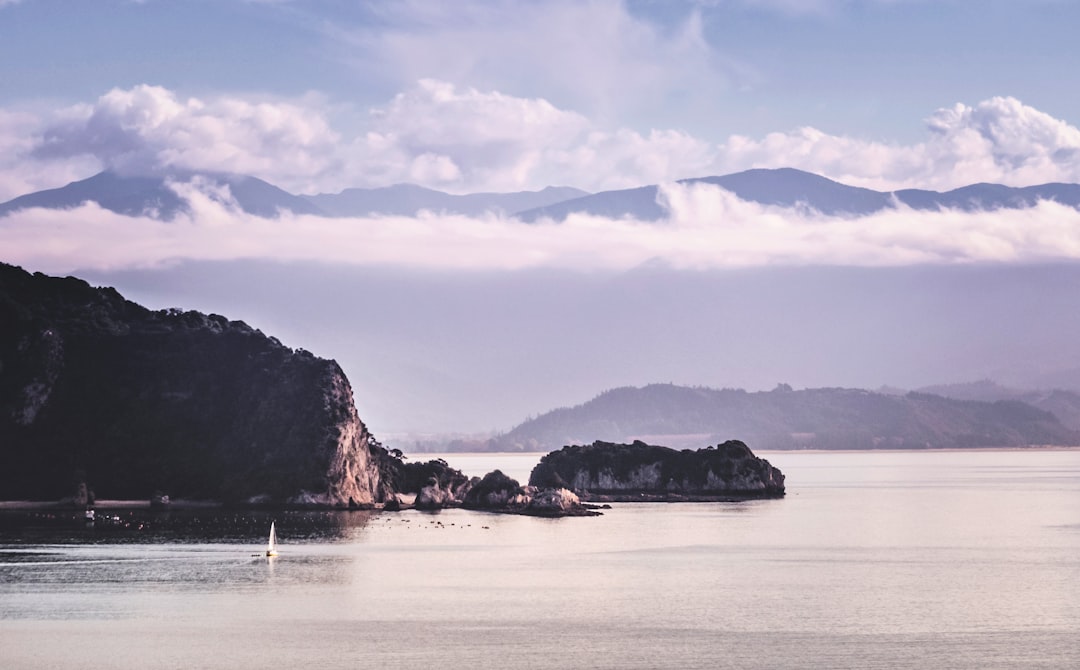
(530, 440, 785, 499)
(0, 263, 389, 505)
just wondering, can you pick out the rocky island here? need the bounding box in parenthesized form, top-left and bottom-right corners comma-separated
(529, 440, 786, 501)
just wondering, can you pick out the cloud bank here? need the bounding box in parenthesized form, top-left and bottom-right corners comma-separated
(5, 179, 1080, 275)
(3, 81, 1080, 203)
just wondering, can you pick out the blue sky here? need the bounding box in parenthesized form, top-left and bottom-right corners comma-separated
(4, 0, 1077, 143)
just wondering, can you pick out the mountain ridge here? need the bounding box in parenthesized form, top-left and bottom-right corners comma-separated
(302, 183, 588, 217)
(5, 167, 1080, 221)
(515, 167, 1080, 221)
(0, 170, 325, 220)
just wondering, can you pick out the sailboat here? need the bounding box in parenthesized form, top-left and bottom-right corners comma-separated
(265, 521, 279, 557)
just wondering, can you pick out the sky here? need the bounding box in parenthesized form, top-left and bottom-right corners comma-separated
(5, 0, 1080, 435)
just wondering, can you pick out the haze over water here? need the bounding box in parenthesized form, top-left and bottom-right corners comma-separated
(3, 450, 1078, 669)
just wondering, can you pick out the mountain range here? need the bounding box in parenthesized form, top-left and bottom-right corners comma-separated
(4, 167, 1080, 221)
(515, 168, 1080, 221)
(0, 170, 324, 220)
(0, 170, 587, 220)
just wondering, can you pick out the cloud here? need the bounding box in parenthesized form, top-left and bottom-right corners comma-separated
(358, 79, 590, 191)
(6, 81, 722, 196)
(356, 79, 718, 193)
(5, 179, 1080, 275)
(30, 85, 343, 194)
(716, 97, 1080, 191)
(331, 0, 735, 128)
(5, 81, 1080, 201)
(721, 0, 928, 17)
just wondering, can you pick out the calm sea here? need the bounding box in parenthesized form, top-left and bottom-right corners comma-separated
(2, 450, 1079, 669)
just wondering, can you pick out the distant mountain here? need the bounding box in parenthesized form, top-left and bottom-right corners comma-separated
(0, 171, 325, 219)
(302, 183, 588, 217)
(7, 167, 1079, 223)
(0, 172, 588, 220)
(515, 168, 1080, 221)
(490, 383, 1080, 451)
(917, 380, 1080, 430)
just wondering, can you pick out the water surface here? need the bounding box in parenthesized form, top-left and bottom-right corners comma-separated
(2, 450, 1079, 669)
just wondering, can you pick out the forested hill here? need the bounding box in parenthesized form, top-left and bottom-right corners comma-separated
(491, 384, 1080, 452)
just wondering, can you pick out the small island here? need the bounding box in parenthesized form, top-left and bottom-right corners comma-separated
(529, 440, 785, 502)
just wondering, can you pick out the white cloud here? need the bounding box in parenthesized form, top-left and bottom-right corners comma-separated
(31, 85, 344, 194)
(358, 79, 590, 192)
(5, 180, 1080, 275)
(4, 82, 1080, 201)
(332, 0, 736, 127)
(353, 79, 719, 193)
(716, 97, 1080, 191)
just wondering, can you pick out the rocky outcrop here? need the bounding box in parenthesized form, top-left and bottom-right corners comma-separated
(463, 470, 522, 509)
(525, 488, 592, 516)
(385, 458, 473, 509)
(461, 470, 600, 517)
(530, 440, 785, 501)
(0, 263, 392, 505)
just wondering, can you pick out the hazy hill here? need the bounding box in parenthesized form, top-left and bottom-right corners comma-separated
(303, 183, 588, 217)
(0, 170, 325, 219)
(515, 168, 1080, 221)
(491, 383, 1080, 452)
(917, 380, 1080, 430)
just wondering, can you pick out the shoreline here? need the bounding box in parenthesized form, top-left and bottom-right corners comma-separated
(756, 444, 1080, 454)
(4, 446, 1078, 511)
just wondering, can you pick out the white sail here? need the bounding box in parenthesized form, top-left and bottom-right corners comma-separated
(266, 521, 278, 557)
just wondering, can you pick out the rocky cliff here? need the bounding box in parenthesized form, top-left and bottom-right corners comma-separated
(529, 440, 785, 500)
(0, 263, 392, 505)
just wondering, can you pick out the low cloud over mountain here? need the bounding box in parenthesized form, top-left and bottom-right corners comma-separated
(6, 167, 1080, 273)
